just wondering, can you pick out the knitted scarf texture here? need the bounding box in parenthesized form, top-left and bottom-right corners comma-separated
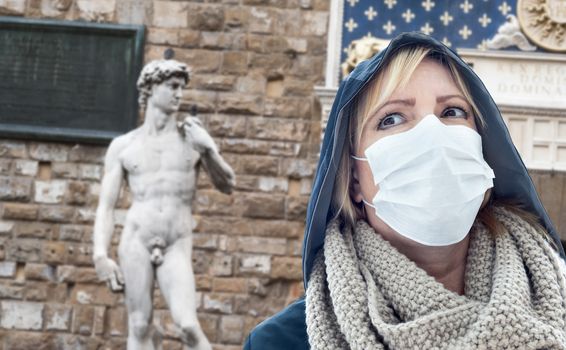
(306, 207, 566, 349)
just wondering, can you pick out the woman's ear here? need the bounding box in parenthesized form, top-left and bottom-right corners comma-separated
(350, 162, 364, 204)
(480, 188, 492, 209)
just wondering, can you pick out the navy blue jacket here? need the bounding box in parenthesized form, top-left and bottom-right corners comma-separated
(244, 297, 308, 350)
(244, 32, 565, 350)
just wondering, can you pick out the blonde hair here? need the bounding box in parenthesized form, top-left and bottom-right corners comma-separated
(331, 45, 484, 228)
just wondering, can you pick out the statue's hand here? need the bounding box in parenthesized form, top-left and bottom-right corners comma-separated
(181, 116, 218, 155)
(94, 256, 125, 292)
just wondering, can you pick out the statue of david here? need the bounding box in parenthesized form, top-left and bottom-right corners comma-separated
(93, 59, 235, 350)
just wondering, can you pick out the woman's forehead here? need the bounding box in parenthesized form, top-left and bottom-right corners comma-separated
(372, 62, 464, 113)
(390, 60, 459, 94)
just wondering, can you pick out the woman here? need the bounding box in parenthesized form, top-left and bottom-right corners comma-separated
(244, 32, 566, 349)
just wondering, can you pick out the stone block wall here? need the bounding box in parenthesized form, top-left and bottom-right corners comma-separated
(530, 171, 566, 243)
(0, 0, 329, 348)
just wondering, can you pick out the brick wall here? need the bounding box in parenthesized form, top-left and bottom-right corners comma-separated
(0, 0, 329, 348)
(530, 171, 566, 243)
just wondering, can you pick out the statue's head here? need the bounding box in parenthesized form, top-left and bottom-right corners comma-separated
(136, 59, 190, 111)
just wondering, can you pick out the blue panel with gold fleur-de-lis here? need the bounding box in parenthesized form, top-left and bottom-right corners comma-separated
(342, 0, 518, 64)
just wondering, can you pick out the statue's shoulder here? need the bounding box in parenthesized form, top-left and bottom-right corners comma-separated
(108, 128, 142, 153)
(244, 296, 309, 350)
(104, 129, 143, 165)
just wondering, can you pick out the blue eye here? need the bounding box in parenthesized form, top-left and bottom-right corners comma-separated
(442, 107, 468, 118)
(377, 113, 405, 130)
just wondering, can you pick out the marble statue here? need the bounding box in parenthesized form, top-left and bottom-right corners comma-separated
(486, 15, 537, 51)
(93, 58, 235, 350)
(341, 36, 390, 77)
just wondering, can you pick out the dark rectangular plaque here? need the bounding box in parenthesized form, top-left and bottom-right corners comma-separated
(0, 17, 145, 144)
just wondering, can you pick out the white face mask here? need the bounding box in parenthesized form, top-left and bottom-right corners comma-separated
(352, 114, 495, 246)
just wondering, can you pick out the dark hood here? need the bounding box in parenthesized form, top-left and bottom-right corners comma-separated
(302, 32, 565, 287)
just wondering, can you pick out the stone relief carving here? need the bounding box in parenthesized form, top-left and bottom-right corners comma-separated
(52, 0, 72, 10)
(0, 0, 26, 15)
(487, 15, 537, 51)
(341, 36, 390, 78)
(76, 0, 116, 22)
(93, 58, 235, 350)
(517, 0, 566, 52)
(40, 0, 72, 18)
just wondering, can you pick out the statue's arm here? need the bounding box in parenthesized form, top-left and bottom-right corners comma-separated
(92, 137, 126, 291)
(182, 116, 235, 194)
(200, 147, 236, 194)
(93, 139, 125, 258)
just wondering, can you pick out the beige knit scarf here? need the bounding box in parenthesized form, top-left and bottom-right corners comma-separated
(306, 207, 566, 349)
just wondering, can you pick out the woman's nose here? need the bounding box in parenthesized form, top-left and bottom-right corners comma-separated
(413, 106, 436, 121)
(411, 94, 437, 119)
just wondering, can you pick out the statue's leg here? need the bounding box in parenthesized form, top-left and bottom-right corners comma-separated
(156, 237, 212, 350)
(119, 236, 156, 350)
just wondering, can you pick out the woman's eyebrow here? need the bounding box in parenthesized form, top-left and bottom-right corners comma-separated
(368, 98, 415, 118)
(437, 94, 468, 103)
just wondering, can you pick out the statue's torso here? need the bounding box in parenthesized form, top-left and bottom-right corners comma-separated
(117, 129, 200, 246)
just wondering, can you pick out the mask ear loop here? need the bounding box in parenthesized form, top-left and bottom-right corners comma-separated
(356, 197, 377, 221)
(351, 155, 374, 221)
(351, 155, 367, 161)
(357, 200, 366, 221)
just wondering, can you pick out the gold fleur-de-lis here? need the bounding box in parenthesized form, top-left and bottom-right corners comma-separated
(384, 0, 397, 9)
(345, 18, 358, 32)
(420, 22, 434, 35)
(459, 25, 472, 40)
(440, 11, 454, 26)
(383, 20, 396, 34)
(478, 13, 492, 27)
(402, 9, 416, 23)
(498, 1, 512, 15)
(422, 0, 435, 11)
(365, 6, 378, 21)
(460, 0, 473, 14)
